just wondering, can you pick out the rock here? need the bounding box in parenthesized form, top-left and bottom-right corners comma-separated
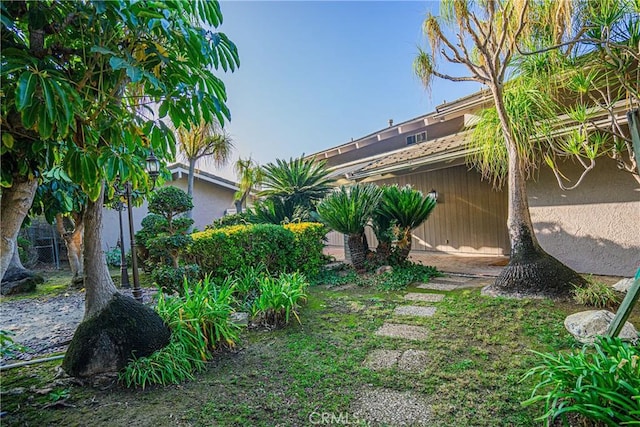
(613, 278, 635, 293)
(564, 310, 638, 344)
(62, 293, 170, 377)
(375, 265, 393, 275)
(230, 312, 249, 326)
(1, 268, 44, 296)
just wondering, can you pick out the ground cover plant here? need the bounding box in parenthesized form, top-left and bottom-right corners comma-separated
(4, 267, 637, 426)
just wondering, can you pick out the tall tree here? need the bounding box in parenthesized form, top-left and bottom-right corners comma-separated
(234, 156, 263, 213)
(414, 0, 586, 298)
(176, 118, 234, 219)
(1, 0, 239, 376)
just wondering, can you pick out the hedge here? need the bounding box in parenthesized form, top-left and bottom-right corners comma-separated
(188, 222, 326, 278)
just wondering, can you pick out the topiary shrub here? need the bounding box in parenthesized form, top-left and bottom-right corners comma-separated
(283, 222, 327, 277)
(205, 212, 252, 229)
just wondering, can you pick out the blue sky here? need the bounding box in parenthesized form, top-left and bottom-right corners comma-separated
(213, 1, 481, 180)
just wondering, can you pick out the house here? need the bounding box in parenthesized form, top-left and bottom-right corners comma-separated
(310, 92, 640, 276)
(102, 163, 239, 250)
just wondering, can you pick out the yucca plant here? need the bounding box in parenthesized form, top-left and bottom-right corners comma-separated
(375, 185, 437, 263)
(522, 336, 640, 426)
(316, 184, 383, 270)
(253, 272, 309, 327)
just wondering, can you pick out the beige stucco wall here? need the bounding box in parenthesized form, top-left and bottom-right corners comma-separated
(101, 175, 236, 251)
(528, 158, 640, 276)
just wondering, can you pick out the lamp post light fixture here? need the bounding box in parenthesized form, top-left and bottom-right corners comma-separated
(428, 189, 438, 201)
(115, 149, 161, 303)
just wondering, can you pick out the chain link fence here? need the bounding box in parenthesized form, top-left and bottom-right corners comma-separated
(19, 217, 68, 269)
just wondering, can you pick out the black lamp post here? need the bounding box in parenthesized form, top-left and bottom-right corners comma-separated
(114, 200, 130, 289)
(115, 150, 161, 303)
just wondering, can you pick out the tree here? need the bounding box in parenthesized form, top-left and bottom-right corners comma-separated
(259, 157, 333, 213)
(414, 0, 586, 298)
(374, 185, 437, 263)
(234, 156, 263, 213)
(176, 118, 234, 219)
(1, 0, 239, 376)
(316, 184, 383, 270)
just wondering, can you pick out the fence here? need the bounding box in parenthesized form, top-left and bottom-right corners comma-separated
(19, 217, 67, 269)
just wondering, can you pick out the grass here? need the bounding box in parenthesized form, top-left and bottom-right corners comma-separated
(1, 268, 638, 426)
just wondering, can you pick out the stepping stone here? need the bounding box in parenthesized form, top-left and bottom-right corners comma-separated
(398, 349, 430, 372)
(416, 282, 459, 291)
(404, 293, 444, 303)
(394, 305, 436, 317)
(435, 276, 472, 283)
(351, 388, 432, 426)
(375, 323, 429, 341)
(363, 349, 402, 370)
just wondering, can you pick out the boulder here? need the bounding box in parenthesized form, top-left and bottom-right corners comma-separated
(613, 278, 635, 293)
(1, 267, 44, 295)
(375, 265, 393, 275)
(564, 310, 638, 344)
(62, 293, 170, 377)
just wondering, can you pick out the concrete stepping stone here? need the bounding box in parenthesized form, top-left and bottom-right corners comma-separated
(375, 323, 429, 341)
(363, 349, 402, 370)
(398, 349, 429, 372)
(351, 388, 432, 426)
(434, 276, 472, 283)
(416, 282, 459, 291)
(404, 293, 444, 303)
(394, 305, 436, 317)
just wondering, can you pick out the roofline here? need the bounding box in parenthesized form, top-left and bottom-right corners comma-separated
(167, 163, 239, 191)
(307, 90, 490, 160)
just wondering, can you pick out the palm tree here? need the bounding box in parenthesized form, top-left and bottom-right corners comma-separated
(374, 185, 437, 263)
(234, 157, 263, 213)
(316, 184, 382, 271)
(414, 0, 586, 298)
(259, 156, 333, 212)
(176, 118, 234, 219)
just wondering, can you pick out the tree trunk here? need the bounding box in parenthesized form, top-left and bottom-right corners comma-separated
(347, 233, 367, 271)
(63, 184, 170, 377)
(56, 212, 85, 287)
(1, 177, 37, 280)
(483, 89, 586, 299)
(186, 157, 196, 220)
(396, 228, 413, 263)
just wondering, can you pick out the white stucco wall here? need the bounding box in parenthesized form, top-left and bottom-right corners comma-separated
(528, 158, 640, 276)
(101, 175, 236, 251)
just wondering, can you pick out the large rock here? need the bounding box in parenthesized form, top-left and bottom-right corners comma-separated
(1, 267, 44, 295)
(62, 293, 171, 377)
(613, 278, 635, 293)
(564, 310, 638, 344)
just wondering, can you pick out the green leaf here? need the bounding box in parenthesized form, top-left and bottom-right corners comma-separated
(90, 46, 117, 55)
(15, 71, 37, 111)
(2, 133, 14, 149)
(40, 77, 56, 124)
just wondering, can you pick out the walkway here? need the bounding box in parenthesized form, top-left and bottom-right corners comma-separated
(351, 274, 488, 425)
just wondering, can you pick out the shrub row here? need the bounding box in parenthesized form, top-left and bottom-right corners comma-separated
(188, 222, 326, 278)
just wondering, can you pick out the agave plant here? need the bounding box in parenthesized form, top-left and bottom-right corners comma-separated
(316, 184, 383, 270)
(375, 185, 437, 263)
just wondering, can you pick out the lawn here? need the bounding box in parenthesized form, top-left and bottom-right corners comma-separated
(3, 268, 631, 426)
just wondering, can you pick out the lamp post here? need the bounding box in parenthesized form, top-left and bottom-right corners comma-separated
(114, 200, 130, 288)
(115, 150, 161, 303)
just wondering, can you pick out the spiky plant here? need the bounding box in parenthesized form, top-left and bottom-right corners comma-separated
(316, 184, 382, 270)
(259, 157, 333, 211)
(375, 185, 437, 263)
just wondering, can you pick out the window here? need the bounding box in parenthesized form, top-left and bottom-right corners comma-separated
(406, 135, 416, 145)
(406, 131, 427, 145)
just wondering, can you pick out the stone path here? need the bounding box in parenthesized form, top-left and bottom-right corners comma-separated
(356, 274, 484, 425)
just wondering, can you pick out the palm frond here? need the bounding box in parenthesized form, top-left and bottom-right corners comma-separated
(316, 184, 382, 235)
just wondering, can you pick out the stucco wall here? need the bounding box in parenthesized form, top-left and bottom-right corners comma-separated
(528, 157, 640, 276)
(101, 175, 236, 251)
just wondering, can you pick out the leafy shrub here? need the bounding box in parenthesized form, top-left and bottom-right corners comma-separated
(522, 336, 640, 426)
(152, 264, 201, 295)
(105, 247, 131, 268)
(206, 212, 252, 229)
(232, 263, 267, 312)
(120, 275, 240, 388)
(572, 276, 620, 308)
(17, 236, 37, 267)
(0, 330, 27, 359)
(373, 262, 442, 291)
(189, 222, 325, 278)
(253, 272, 309, 327)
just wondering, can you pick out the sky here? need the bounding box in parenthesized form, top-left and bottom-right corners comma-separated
(211, 1, 481, 181)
